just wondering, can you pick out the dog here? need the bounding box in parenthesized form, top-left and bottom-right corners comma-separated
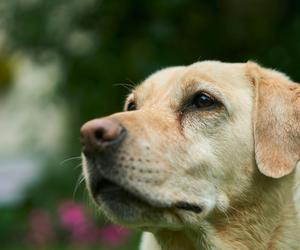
(80, 61, 300, 250)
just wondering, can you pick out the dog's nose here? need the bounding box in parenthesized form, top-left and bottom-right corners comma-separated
(80, 118, 125, 152)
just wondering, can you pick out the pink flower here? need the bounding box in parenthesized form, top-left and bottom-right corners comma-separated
(26, 209, 55, 246)
(59, 201, 90, 231)
(58, 200, 131, 247)
(59, 200, 95, 244)
(98, 225, 131, 247)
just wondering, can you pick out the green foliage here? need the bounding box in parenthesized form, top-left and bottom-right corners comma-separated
(4, 0, 300, 134)
(1, 0, 300, 248)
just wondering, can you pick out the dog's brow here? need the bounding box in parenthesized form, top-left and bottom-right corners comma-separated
(180, 80, 231, 111)
(182, 80, 218, 97)
(127, 93, 134, 100)
(126, 91, 137, 101)
(124, 93, 136, 110)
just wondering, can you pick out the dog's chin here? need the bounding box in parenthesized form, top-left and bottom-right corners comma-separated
(88, 177, 205, 228)
(90, 178, 171, 226)
(94, 179, 151, 213)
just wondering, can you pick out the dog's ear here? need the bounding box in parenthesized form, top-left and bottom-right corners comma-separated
(246, 62, 300, 178)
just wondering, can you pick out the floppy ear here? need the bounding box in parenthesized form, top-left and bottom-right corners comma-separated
(247, 62, 300, 178)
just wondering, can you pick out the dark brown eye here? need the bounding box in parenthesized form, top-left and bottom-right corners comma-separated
(127, 102, 137, 111)
(192, 92, 218, 110)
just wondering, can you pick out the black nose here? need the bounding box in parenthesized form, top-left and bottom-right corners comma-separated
(80, 118, 126, 153)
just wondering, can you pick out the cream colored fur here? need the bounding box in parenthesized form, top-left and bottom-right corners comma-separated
(82, 61, 300, 250)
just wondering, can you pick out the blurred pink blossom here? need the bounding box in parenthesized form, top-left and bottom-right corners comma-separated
(59, 200, 94, 244)
(26, 209, 55, 246)
(58, 200, 131, 246)
(98, 225, 131, 247)
(59, 200, 91, 231)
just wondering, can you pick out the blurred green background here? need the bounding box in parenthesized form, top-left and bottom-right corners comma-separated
(1, 0, 300, 249)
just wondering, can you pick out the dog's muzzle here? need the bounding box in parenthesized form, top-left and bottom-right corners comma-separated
(80, 118, 203, 214)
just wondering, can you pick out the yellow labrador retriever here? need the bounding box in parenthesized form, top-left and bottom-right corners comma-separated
(80, 61, 300, 250)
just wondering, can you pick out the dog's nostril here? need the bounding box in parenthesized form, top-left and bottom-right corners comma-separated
(95, 129, 104, 141)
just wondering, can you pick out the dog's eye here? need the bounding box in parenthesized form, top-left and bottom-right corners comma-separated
(127, 102, 137, 111)
(191, 92, 218, 110)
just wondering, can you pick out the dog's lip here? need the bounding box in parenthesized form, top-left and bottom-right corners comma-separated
(174, 202, 203, 213)
(94, 178, 142, 203)
(92, 177, 169, 208)
(92, 176, 203, 213)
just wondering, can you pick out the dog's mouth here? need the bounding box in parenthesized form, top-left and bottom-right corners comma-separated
(93, 178, 148, 205)
(91, 176, 203, 214)
(84, 153, 203, 214)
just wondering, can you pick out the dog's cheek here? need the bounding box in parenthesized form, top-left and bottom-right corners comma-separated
(181, 111, 227, 137)
(216, 191, 230, 213)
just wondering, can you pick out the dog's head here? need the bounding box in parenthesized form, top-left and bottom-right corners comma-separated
(81, 61, 300, 230)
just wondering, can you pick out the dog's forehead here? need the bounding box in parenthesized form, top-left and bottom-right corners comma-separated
(134, 61, 251, 107)
(136, 66, 186, 94)
(185, 61, 248, 87)
(138, 61, 248, 92)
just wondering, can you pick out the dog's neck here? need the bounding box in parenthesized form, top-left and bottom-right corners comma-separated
(152, 173, 299, 250)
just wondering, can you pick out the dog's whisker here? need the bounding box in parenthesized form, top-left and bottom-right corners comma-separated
(125, 78, 137, 87)
(114, 82, 135, 91)
(60, 156, 81, 166)
(74, 163, 83, 169)
(72, 174, 85, 199)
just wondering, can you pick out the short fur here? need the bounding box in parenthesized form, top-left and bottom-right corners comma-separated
(82, 61, 300, 250)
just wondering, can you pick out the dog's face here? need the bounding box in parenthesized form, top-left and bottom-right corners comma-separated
(81, 61, 300, 230)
